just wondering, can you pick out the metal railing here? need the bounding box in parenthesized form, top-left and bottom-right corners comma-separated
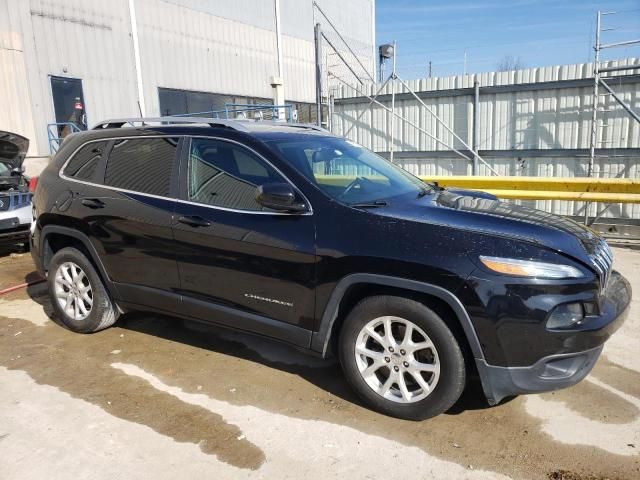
(171, 103, 295, 122)
(47, 122, 83, 153)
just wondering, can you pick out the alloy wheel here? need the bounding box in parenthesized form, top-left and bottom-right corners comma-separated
(54, 261, 93, 321)
(354, 316, 440, 403)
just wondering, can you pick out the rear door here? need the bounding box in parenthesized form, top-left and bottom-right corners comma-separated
(61, 135, 182, 313)
(172, 136, 317, 343)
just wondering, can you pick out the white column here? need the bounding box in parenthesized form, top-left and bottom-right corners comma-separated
(274, 0, 285, 120)
(128, 0, 146, 117)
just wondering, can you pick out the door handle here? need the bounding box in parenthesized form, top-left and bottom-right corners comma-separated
(178, 215, 212, 228)
(81, 198, 105, 209)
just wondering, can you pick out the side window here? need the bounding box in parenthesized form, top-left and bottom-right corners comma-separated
(105, 137, 178, 196)
(189, 138, 285, 211)
(63, 141, 108, 181)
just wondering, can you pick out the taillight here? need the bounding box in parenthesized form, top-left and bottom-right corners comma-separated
(28, 176, 38, 193)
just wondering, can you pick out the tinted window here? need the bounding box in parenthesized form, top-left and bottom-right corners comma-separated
(63, 141, 107, 181)
(105, 137, 178, 196)
(189, 138, 284, 211)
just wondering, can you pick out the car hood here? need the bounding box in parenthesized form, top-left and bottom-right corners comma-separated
(375, 188, 601, 263)
(0, 130, 29, 171)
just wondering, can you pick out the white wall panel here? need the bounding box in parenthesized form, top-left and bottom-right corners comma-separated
(0, 0, 374, 154)
(335, 59, 640, 153)
(334, 59, 640, 219)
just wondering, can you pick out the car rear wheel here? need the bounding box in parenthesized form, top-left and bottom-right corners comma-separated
(48, 247, 118, 333)
(339, 295, 466, 420)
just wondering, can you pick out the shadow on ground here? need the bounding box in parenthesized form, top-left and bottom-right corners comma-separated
(25, 278, 494, 416)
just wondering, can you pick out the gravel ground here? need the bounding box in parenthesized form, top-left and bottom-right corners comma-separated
(0, 247, 638, 480)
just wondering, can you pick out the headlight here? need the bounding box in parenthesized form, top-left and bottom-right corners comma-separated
(479, 256, 583, 279)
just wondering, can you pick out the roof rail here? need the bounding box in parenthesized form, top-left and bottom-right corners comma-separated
(91, 117, 251, 132)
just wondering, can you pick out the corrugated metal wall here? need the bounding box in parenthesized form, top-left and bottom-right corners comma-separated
(0, 0, 375, 156)
(1, 0, 140, 156)
(332, 59, 640, 219)
(0, 1, 39, 149)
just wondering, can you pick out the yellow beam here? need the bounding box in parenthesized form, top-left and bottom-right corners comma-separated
(311, 175, 640, 203)
(420, 176, 640, 194)
(468, 189, 640, 203)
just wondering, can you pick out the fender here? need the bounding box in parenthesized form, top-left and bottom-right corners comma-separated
(39, 225, 121, 300)
(310, 273, 485, 361)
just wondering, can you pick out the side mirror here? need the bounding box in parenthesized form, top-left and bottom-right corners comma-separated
(256, 183, 307, 213)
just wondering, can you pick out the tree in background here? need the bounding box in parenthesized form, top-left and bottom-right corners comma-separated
(496, 55, 526, 72)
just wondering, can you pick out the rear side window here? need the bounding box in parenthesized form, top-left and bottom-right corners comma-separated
(105, 137, 178, 196)
(63, 141, 107, 181)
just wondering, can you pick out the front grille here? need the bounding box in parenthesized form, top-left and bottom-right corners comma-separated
(589, 239, 613, 293)
(0, 192, 31, 211)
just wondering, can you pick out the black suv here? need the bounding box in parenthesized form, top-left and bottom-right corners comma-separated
(31, 117, 631, 420)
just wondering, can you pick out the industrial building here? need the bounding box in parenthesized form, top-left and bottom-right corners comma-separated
(0, 0, 376, 157)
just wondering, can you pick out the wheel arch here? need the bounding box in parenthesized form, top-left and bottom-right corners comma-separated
(39, 225, 120, 300)
(311, 274, 485, 362)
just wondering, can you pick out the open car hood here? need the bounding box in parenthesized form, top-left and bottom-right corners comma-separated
(0, 130, 29, 171)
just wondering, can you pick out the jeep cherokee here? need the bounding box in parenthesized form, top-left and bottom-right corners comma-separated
(30, 117, 631, 420)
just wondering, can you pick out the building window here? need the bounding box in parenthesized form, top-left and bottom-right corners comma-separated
(158, 87, 316, 122)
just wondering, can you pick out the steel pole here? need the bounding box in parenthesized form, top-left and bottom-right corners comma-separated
(472, 80, 480, 175)
(314, 23, 322, 126)
(589, 11, 601, 179)
(600, 79, 640, 124)
(586, 11, 602, 225)
(389, 41, 396, 163)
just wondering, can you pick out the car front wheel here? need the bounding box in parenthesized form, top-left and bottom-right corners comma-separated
(339, 295, 466, 420)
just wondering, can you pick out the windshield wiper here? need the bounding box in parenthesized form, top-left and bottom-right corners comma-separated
(349, 200, 389, 208)
(417, 183, 442, 197)
(417, 187, 431, 197)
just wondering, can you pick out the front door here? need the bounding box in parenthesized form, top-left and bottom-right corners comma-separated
(172, 137, 316, 343)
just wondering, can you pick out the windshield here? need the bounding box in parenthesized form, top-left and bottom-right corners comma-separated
(0, 162, 11, 177)
(267, 136, 430, 205)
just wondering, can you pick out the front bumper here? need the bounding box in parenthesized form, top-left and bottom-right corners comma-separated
(0, 223, 30, 244)
(0, 204, 31, 245)
(476, 270, 631, 405)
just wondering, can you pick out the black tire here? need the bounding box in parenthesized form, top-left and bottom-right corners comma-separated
(339, 295, 466, 420)
(48, 247, 119, 333)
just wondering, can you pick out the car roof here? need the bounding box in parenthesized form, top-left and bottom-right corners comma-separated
(55, 118, 338, 155)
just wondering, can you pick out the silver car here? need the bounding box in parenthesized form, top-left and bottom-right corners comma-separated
(0, 131, 32, 247)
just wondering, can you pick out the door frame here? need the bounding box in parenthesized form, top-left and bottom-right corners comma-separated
(49, 75, 88, 127)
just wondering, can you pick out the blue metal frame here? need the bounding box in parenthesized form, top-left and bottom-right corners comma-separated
(47, 122, 83, 153)
(0, 191, 31, 211)
(172, 103, 295, 122)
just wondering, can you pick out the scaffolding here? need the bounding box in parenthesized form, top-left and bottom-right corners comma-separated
(313, 4, 495, 175)
(586, 10, 640, 224)
(315, 6, 639, 194)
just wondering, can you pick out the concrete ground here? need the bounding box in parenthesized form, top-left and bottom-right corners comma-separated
(0, 246, 639, 480)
